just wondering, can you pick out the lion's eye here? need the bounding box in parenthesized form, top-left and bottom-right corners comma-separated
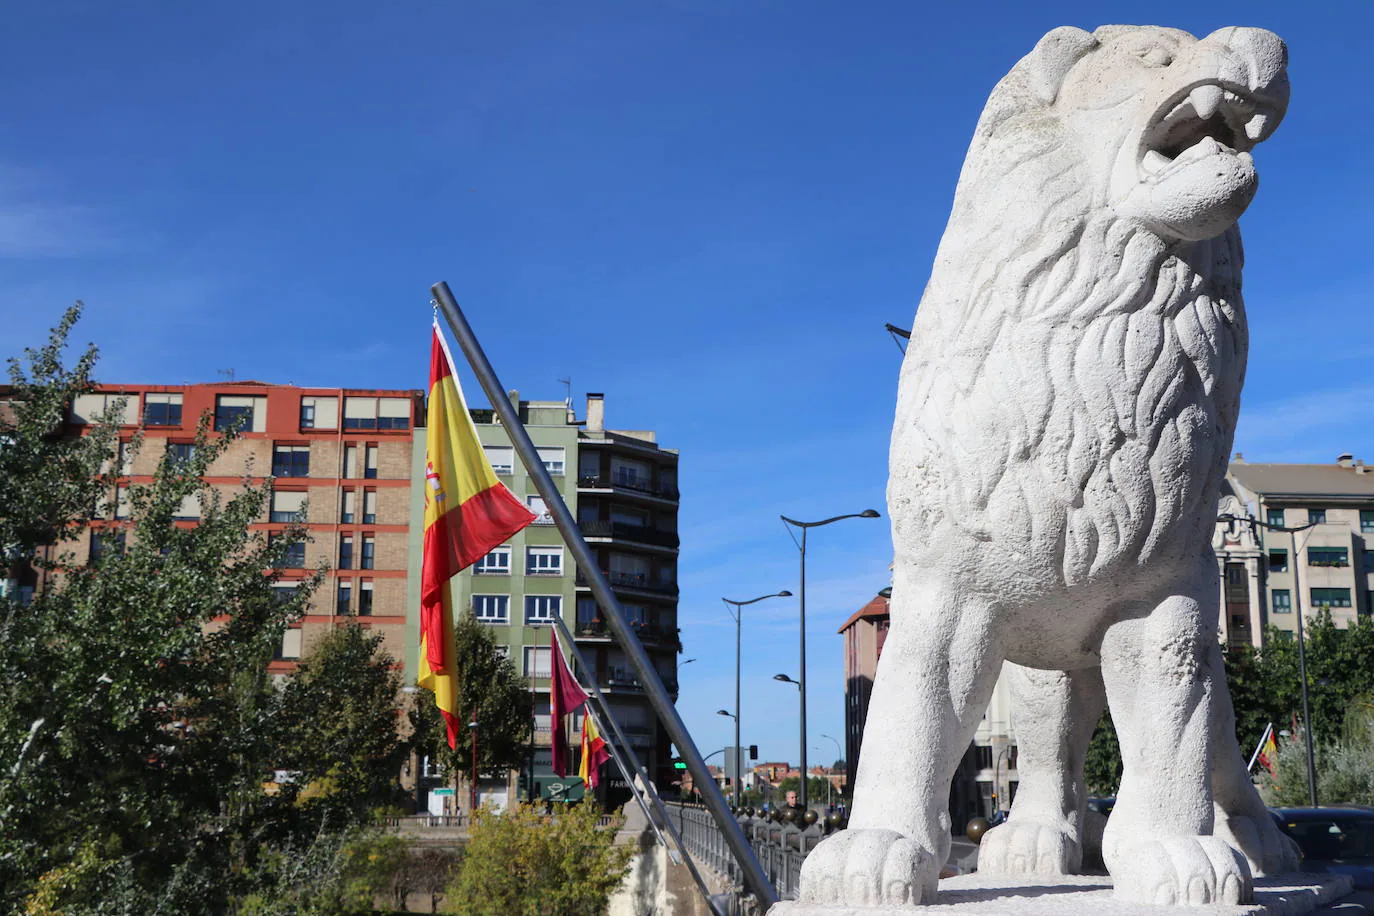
(1132, 46, 1173, 67)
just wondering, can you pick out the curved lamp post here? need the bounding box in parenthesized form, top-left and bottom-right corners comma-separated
(723, 590, 791, 807)
(779, 509, 881, 808)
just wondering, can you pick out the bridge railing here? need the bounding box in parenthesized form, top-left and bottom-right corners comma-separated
(662, 803, 833, 902)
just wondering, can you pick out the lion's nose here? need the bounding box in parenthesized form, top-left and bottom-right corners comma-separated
(1202, 27, 1290, 141)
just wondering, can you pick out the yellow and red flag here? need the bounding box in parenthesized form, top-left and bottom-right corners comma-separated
(1257, 724, 1279, 776)
(417, 322, 537, 748)
(579, 710, 610, 790)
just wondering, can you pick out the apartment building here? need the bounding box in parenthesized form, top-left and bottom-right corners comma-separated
(1215, 455, 1374, 647)
(45, 382, 425, 670)
(442, 392, 681, 809)
(839, 586, 1016, 825)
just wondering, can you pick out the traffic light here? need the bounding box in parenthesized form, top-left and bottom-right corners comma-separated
(672, 757, 687, 770)
(749, 745, 758, 760)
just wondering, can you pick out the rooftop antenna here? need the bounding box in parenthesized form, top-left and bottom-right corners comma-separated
(217, 368, 236, 382)
(557, 376, 572, 407)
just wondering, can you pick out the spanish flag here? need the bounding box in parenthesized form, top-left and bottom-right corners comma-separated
(417, 322, 537, 748)
(1256, 723, 1279, 777)
(579, 710, 610, 790)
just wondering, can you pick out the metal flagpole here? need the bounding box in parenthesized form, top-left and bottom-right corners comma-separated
(432, 282, 778, 909)
(551, 616, 725, 914)
(1246, 721, 1273, 773)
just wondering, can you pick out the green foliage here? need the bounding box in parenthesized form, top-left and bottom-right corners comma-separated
(445, 802, 632, 916)
(1083, 710, 1123, 797)
(274, 623, 407, 816)
(776, 775, 834, 802)
(0, 310, 409, 912)
(411, 612, 532, 778)
(1263, 737, 1374, 808)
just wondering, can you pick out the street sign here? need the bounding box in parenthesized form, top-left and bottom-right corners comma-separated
(432, 788, 455, 796)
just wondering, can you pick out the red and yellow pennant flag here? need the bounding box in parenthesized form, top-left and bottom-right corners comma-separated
(418, 322, 537, 748)
(579, 710, 610, 790)
(550, 628, 589, 777)
(1257, 724, 1279, 777)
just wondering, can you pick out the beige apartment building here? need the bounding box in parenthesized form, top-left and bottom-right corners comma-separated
(14, 382, 426, 672)
(1215, 455, 1374, 648)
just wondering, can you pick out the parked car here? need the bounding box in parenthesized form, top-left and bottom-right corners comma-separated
(1269, 807, 1374, 890)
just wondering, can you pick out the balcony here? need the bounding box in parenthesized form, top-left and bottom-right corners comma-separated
(576, 569, 678, 596)
(579, 520, 680, 549)
(578, 474, 679, 502)
(574, 620, 681, 650)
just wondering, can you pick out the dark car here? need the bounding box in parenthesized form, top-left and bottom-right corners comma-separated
(1269, 806, 1374, 890)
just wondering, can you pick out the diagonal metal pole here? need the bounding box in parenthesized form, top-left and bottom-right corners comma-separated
(433, 281, 778, 908)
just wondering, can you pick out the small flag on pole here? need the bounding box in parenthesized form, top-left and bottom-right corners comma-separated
(550, 628, 588, 777)
(580, 710, 611, 790)
(1256, 723, 1279, 776)
(417, 321, 537, 748)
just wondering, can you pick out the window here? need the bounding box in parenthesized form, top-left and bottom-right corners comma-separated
(341, 490, 356, 524)
(358, 580, 374, 616)
(299, 396, 338, 430)
(337, 581, 352, 615)
(610, 506, 649, 527)
(343, 445, 359, 478)
(1362, 511, 1374, 534)
(114, 486, 130, 520)
(1311, 587, 1352, 608)
(364, 445, 378, 479)
(166, 442, 196, 466)
(1308, 508, 1327, 525)
(1308, 547, 1348, 568)
(484, 445, 514, 475)
(472, 595, 509, 623)
(272, 583, 298, 604)
(90, 531, 125, 564)
(143, 393, 183, 427)
(173, 493, 201, 521)
(362, 490, 377, 524)
(214, 395, 263, 432)
(1364, 552, 1374, 574)
(272, 536, 305, 568)
(343, 396, 412, 431)
(71, 392, 135, 426)
(1271, 589, 1292, 613)
(611, 456, 651, 490)
(339, 535, 353, 570)
(974, 745, 994, 770)
(526, 546, 563, 576)
(361, 535, 375, 570)
(116, 441, 133, 476)
(270, 490, 306, 523)
(527, 495, 553, 525)
(275, 628, 302, 661)
(523, 646, 551, 678)
(577, 597, 600, 625)
(272, 445, 310, 478)
(525, 595, 562, 625)
(1266, 508, 1285, 528)
(1268, 549, 1288, 573)
(474, 546, 511, 575)
(1225, 564, 1245, 585)
(538, 447, 565, 476)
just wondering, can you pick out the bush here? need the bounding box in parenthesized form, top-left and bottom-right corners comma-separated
(445, 803, 632, 916)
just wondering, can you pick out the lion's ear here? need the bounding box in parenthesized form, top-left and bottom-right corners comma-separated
(1027, 26, 1098, 104)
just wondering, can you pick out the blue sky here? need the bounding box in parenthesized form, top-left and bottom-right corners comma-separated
(2, 1, 1370, 767)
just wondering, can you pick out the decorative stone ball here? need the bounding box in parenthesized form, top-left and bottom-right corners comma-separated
(824, 813, 844, 830)
(781, 807, 798, 825)
(802, 810, 819, 827)
(745, 806, 756, 817)
(965, 817, 991, 845)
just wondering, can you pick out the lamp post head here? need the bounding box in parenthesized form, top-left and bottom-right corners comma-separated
(773, 674, 800, 688)
(859, 509, 880, 518)
(716, 709, 735, 719)
(777, 590, 793, 598)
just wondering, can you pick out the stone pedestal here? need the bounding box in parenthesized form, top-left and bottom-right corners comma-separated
(770, 873, 1353, 915)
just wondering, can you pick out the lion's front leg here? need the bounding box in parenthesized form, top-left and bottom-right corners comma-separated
(978, 663, 1105, 877)
(796, 574, 1002, 908)
(1100, 589, 1253, 906)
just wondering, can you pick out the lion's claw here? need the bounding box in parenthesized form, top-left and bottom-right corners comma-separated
(1109, 836, 1252, 906)
(798, 828, 938, 907)
(978, 819, 1081, 876)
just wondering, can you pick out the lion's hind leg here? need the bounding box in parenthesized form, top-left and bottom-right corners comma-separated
(978, 663, 1105, 877)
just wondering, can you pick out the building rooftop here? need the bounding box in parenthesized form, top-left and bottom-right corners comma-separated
(837, 591, 890, 634)
(1229, 459, 1374, 499)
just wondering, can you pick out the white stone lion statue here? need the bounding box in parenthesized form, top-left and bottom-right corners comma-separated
(795, 25, 1293, 909)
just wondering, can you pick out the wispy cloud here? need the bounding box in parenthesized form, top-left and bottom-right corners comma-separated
(0, 166, 132, 259)
(1235, 385, 1374, 463)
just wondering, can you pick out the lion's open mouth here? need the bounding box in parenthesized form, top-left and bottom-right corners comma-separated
(1138, 81, 1278, 180)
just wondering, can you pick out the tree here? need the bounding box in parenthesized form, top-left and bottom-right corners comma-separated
(0, 309, 405, 912)
(444, 803, 631, 916)
(410, 613, 533, 779)
(777, 775, 832, 803)
(273, 623, 408, 816)
(1264, 738, 1374, 808)
(1083, 710, 1123, 797)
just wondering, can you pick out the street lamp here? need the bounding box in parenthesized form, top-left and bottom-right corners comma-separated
(819, 733, 842, 806)
(723, 590, 791, 807)
(716, 709, 735, 719)
(773, 673, 800, 689)
(467, 714, 479, 815)
(1220, 513, 1321, 807)
(779, 509, 881, 810)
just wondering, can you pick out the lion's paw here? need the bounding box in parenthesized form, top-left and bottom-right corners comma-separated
(978, 819, 1080, 876)
(798, 828, 938, 907)
(1213, 810, 1301, 876)
(1109, 835, 1252, 906)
